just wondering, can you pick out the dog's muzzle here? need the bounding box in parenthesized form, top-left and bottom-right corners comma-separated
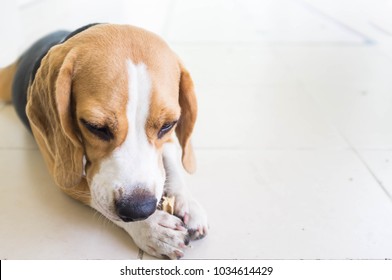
(115, 189, 157, 222)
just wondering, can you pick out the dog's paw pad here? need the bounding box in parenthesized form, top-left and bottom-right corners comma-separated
(188, 225, 208, 240)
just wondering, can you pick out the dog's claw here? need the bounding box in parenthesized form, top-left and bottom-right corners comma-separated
(174, 250, 184, 259)
(184, 234, 190, 246)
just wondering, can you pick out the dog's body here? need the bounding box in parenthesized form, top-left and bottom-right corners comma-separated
(0, 24, 208, 259)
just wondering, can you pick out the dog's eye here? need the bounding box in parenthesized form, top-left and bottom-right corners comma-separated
(81, 119, 114, 141)
(158, 121, 177, 139)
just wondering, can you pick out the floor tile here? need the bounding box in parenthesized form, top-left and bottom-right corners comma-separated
(0, 105, 37, 150)
(121, 0, 173, 36)
(303, 82, 392, 149)
(167, 0, 364, 43)
(192, 84, 348, 149)
(18, 0, 170, 49)
(167, 0, 258, 43)
(358, 150, 392, 198)
(0, 150, 140, 259)
(181, 150, 392, 259)
(275, 45, 392, 87)
(275, 45, 392, 150)
(0, 1, 22, 65)
(171, 44, 297, 87)
(303, 0, 389, 44)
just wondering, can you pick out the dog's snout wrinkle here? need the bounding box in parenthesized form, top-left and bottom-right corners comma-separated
(115, 188, 157, 222)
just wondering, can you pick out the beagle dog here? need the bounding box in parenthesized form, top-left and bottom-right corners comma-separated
(0, 23, 208, 259)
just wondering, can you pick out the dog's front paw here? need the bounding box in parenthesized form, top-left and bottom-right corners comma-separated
(174, 196, 209, 241)
(128, 210, 190, 259)
(186, 199, 209, 240)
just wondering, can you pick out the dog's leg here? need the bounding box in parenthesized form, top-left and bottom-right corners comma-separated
(112, 210, 190, 259)
(163, 142, 208, 240)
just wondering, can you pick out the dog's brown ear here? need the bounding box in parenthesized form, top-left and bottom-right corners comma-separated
(26, 46, 84, 189)
(176, 61, 198, 174)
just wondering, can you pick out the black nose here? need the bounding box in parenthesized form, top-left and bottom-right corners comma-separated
(115, 192, 157, 222)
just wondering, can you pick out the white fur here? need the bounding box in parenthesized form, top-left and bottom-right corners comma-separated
(90, 60, 165, 220)
(162, 142, 190, 217)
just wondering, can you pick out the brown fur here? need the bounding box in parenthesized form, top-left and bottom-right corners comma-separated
(176, 61, 198, 173)
(26, 46, 89, 203)
(0, 62, 18, 103)
(24, 24, 197, 206)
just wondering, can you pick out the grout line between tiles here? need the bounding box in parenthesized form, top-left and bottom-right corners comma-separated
(298, 100, 392, 203)
(284, 57, 392, 203)
(350, 148, 392, 203)
(369, 22, 392, 37)
(298, 0, 375, 45)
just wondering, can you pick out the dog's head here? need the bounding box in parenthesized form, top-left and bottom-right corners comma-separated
(26, 24, 197, 222)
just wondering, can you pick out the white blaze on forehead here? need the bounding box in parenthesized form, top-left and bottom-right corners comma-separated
(127, 61, 151, 141)
(115, 60, 163, 189)
(90, 60, 165, 213)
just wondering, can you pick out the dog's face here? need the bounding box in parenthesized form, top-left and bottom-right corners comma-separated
(26, 24, 197, 222)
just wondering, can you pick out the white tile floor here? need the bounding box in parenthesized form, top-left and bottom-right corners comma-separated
(1, 0, 392, 259)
